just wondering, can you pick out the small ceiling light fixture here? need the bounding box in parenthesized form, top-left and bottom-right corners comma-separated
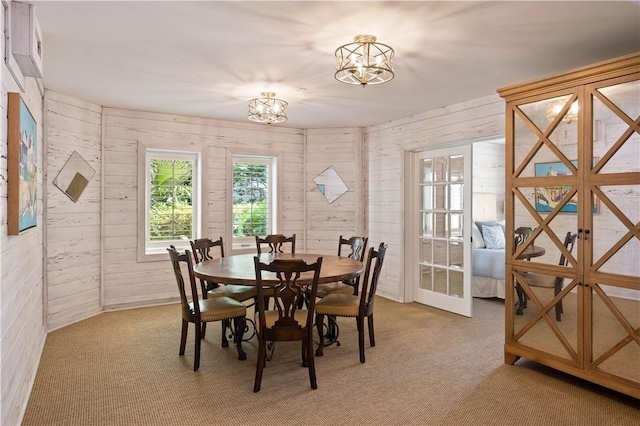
(546, 97, 579, 123)
(248, 92, 288, 125)
(335, 34, 395, 87)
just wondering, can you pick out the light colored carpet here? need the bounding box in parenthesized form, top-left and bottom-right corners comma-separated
(22, 297, 639, 425)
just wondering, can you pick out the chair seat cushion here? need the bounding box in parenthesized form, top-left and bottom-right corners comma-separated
(315, 293, 359, 316)
(522, 273, 556, 288)
(316, 282, 354, 298)
(190, 297, 247, 322)
(207, 284, 257, 301)
(256, 309, 310, 329)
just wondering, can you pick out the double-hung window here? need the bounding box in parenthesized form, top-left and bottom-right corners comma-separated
(144, 149, 200, 254)
(231, 155, 277, 249)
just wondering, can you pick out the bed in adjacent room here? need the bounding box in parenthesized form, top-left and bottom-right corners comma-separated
(471, 221, 506, 299)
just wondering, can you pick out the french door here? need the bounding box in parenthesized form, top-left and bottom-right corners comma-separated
(412, 146, 472, 317)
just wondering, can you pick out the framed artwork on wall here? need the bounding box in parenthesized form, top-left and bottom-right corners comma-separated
(313, 166, 348, 203)
(534, 159, 598, 213)
(7, 92, 38, 235)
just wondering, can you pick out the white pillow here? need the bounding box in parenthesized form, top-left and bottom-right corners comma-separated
(483, 225, 505, 250)
(472, 223, 485, 248)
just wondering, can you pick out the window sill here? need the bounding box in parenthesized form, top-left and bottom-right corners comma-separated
(139, 243, 190, 262)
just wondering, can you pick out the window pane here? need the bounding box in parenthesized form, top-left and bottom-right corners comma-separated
(149, 158, 194, 241)
(233, 162, 270, 237)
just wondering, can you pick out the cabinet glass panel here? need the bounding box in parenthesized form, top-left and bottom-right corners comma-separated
(590, 284, 640, 382)
(513, 185, 577, 267)
(592, 184, 640, 277)
(593, 80, 640, 175)
(514, 95, 579, 179)
(513, 270, 579, 361)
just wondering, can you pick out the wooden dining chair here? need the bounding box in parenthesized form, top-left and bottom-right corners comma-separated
(316, 235, 368, 298)
(517, 231, 578, 321)
(255, 233, 296, 255)
(190, 237, 257, 342)
(252, 256, 323, 392)
(315, 242, 387, 363)
(167, 246, 247, 371)
(312, 236, 367, 347)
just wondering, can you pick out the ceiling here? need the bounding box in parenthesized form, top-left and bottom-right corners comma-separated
(28, 1, 640, 129)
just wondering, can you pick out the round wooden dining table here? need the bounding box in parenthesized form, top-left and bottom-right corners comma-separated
(517, 245, 546, 260)
(192, 252, 363, 286)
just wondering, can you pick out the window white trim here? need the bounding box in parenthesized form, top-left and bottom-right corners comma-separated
(137, 144, 205, 262)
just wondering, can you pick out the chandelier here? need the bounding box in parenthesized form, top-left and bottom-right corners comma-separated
(248, 92, 288, 125)
(546, 97, 579, 123)
(335, 34, 395, 87)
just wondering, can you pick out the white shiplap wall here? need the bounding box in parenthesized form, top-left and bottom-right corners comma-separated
(0, 29, 46, 426)
(101, 108, 305, 310)
(364, 94, 505, 301)
(473, 140, 506, 221)
(45, 91, 102, 330)
(304, 128, 364, 254)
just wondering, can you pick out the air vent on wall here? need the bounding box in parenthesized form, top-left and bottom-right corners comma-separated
(11, 2, 43, 78)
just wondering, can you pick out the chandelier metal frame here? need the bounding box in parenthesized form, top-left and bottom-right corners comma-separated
(248, 92, 288, 125)
(335, 34, 395, 87)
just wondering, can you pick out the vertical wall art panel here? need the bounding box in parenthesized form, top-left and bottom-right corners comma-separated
(8, 92, 38, 234)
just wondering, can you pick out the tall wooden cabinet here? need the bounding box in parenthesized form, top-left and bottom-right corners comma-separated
(498, 54, 639, 398)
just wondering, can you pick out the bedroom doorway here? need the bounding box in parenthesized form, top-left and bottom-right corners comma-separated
(409, 145, 472, 317)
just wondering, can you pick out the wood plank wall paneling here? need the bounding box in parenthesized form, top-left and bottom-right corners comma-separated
(304, 128, 364, 255)
(364, 94, 505, 301)
(473, 140, 506, 220)
(101, 108, 306, 310)
(0, 38, 46, 425)
(45, 90, 103, 331)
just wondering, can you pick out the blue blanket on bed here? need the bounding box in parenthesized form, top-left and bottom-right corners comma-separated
(472, 248, 505, 279)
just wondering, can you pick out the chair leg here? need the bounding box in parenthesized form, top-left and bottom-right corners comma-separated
(234, 317, 247, 361)
(357, 316, 365, 363)
(254, 336, 267, 392)
(368, 314, 375, 347)
(554, 282, 563, 322)
(201, 322, 207, 339)
(194, 321, 202, 371)
(515, 283, 526, 315)
(306, 334, 317, 389)
(301, 338, 308, 367)
(221, 319, 229, 347)
(315, 313, 325, 356)
(179, 319, 188, 355)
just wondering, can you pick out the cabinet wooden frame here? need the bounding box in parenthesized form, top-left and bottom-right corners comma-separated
(498, 53, 640, 399)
